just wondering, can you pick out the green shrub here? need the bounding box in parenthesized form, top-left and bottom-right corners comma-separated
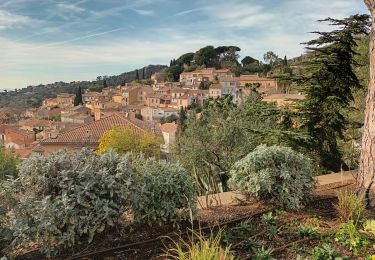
(229, 145, 316, 210)
(166, 229, 234, 260)
(3, 150, 197, 256)
(335, 222, 369, 255)
(11, 149, 135, 255)
(334, 190, 365, 226)
(311, 243, 348, 260)
(130, 155, 197, 225)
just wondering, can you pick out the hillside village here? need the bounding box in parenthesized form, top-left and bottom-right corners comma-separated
(2, 2, 375, 258)
(0, 68, 303, 159)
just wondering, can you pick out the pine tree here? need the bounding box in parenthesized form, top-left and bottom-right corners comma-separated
(300, 14, 370, 171)
(103, 79, 108, 88)
(74, 86, 82, 106)
(170, 60, 173, 67)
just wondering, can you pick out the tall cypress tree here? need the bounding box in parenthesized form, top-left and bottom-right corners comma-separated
(74, 86, 83, 106)
(135, 70, 139, 81)
(300, 14, 370, 171)
(142, 67, 145, 80)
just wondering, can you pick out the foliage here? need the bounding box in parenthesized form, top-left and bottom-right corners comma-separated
(176, 52, 194, 66)
(334, 190, 365, 225)
(129, 155, 197, 225)
(0, 146, 19, 180)
(177, 94, 309, 194)
(166, 65, 184, 82)
(260, 212, 280, 239)
(239, 238, 260, 254)
(74, 86, 83, 106)
(335, 222, 369, 255)
(229, 145, 316, 210)
(4, 149, 197, 256)
(298, 14, 370, 171)
(231, 219, 253, 237)
(296, 224, 318, 238)
(241, 56, 259, 66)
(10, 149, 135, 255)
(166, 229, 234, 260)
(97, 127, 160, 157)
(364, 219, 375, 236)
(252, 246, 275, 260)
(263, 51, 280, 66)
(87, 84, 104, 92)
(311, 243, 348, 260)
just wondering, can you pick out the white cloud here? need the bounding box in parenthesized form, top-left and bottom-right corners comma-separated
(0, 9, 32, 30)
(56, 3, 85, 13)
(133, 9, 155, 16)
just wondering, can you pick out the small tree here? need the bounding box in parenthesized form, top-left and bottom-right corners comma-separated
(97, 127, 160, 157)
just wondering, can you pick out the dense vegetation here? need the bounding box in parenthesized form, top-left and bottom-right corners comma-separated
(0, 149, 196, 256)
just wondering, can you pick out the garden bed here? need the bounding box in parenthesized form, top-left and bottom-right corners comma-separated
(16, 181, 375, 260)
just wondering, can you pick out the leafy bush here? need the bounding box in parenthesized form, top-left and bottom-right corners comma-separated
(129, 155, 197, 225)
(11, 149, 135, 255)
(229, 145, 316, 210)
(166, 229, 234, 260)
(335, 222, 369, 255)
(311, 243, 348, 260)
(297, 224, 318, 238)
(334, 190, 365, 225)
(2, 150, 197, 256)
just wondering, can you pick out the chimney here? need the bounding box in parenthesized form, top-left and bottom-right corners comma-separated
(129, 111, 136, 121)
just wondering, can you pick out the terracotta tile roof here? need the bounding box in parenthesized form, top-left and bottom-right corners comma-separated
(159, 122, 177, 133)
(6, 148, 33, 159)
(41, 113, 158, 145)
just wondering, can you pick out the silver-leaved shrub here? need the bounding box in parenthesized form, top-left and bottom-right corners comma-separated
(229, 145, 316, 210)
(11, 149, 136, 255)
(4, 149, 197, 256)
(129, 154, 197, 225)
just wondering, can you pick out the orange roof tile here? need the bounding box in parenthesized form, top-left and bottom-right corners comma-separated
(41, 113, 158, 145)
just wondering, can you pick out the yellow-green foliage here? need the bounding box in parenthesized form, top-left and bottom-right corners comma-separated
(364, 219, 375, 236)
(334, 190, 365, 225)
(166, 229, 234, 260)
(97, 127, 160, 157)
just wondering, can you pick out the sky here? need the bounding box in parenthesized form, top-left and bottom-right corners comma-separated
(0, 0, 369, 89)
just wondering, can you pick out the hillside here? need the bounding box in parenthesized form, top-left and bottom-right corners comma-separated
(0, 64, 167, 114)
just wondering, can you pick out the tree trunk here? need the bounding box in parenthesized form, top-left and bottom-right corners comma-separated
(358, 0, 375, 208)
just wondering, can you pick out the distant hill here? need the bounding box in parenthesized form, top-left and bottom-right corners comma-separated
(0, 64, 167, 114)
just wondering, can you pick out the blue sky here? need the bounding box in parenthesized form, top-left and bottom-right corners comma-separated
(0, 0, 369, 89)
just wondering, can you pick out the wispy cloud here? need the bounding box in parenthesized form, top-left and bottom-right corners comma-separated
(133, 9, 155, 16)
(0, 9, 33, 29)
(56, 3, 85, 14)
(173, 8, 202, 17)
(27, 28, 122, 49)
